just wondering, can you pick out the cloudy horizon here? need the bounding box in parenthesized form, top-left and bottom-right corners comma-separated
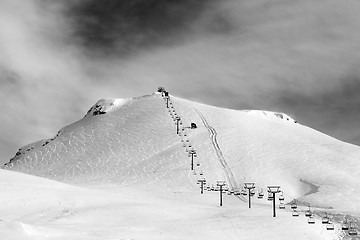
(1, 0, 360, 164)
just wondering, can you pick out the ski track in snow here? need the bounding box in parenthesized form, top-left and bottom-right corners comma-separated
(194, 108, 245, 202)
(164, 98, 245, 238)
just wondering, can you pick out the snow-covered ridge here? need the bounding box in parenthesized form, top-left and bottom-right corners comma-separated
(7, 98, 130, 165)
(245, 110, 298, 124)
(84, 98, 130, 117)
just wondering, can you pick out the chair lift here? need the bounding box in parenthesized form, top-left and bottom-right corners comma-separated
(308, 216, 315, 224)
(227, 189, 232, 195)
(291, 201, 297, 209)
(348, 222, 358, 236)
(279, 191, 285, 201)
(210, 185, 215, 191)
(230, 189, 235, 194)
(321, 213, 329, 224)
(196, 161, 201, 167)
(267, 192, 273, 201)
(258, 189, 264, 199)
(250, 189, 255, 196)
(279, 202, 285, 209)
(206, 185, 211, 191)
(234, 189, 241, 196)
(341, 219, 349, 231)
(348, 228, 358, 236)
(241, 188, 247, 196)
(305, 206, 312, 217)
(292, 210, 299, 217)
(326, 222, 334, 230)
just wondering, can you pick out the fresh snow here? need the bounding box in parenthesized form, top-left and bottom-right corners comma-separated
(0, 169, 340, 240)
(1, 92, 359, 239)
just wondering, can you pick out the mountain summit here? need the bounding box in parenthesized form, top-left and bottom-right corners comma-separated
(3, 92, 360, 213)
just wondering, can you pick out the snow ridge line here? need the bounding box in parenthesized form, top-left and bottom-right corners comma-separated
(194, 108, 244, 200)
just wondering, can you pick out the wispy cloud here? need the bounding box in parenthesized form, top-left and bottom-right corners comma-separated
(0, 0, 92, 162)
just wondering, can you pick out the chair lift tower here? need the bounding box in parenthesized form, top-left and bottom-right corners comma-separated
(165, 92, 170, 108)
(217, 181, 226, 206)
(198, 177, 206, 194)
(175, 117, 181, 135)
(244, 182, 255, 208)
(267, 186, 281, 217)
(188, 149, 197, 170)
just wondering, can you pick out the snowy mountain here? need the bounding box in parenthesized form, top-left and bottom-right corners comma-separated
(2, 92, 360, 239)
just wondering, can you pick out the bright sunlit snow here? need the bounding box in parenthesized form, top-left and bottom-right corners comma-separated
(2, 92, 359, 239)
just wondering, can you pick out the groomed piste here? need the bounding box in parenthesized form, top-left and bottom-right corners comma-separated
(2, 90, 360, 239)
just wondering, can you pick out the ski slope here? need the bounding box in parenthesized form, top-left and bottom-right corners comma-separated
(0, 168, 340, 240)
(2, 92, 360, 239)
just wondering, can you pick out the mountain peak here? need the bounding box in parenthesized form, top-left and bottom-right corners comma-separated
(3, 92, 360, 213)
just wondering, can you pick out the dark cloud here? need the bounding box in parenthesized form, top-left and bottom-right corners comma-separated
(273, 75, 360, 144)
(66, 0, 220, 56)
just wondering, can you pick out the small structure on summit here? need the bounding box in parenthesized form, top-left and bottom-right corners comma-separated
(157, 86, 165, 93)
(158, 87, 167, 97)
(191, 123, 197, 129)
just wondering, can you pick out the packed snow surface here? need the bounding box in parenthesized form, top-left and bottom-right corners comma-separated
(2, 92, 360, 239)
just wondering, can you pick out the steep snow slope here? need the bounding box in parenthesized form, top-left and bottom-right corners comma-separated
(2, 92, 360, 238)
(4, 94, 225, 191)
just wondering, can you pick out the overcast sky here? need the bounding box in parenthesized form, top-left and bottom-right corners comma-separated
(1, 0, 360, 164)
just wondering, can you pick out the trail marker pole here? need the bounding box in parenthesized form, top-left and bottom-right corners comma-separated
(244, 182, 255, 208)
(268, 186, 281, 217)
(217, 181, 226, 206)
(198, 177, 206, 194)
